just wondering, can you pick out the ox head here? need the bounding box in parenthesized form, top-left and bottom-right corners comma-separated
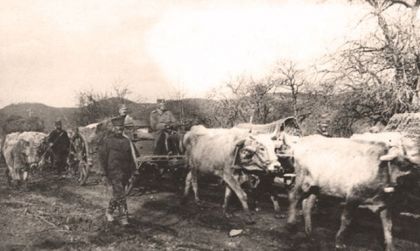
(274, 131, 300, 156)
(378, 137, 420, 188)
(234, 134, 282, 173)
(17, 139, 43, 170)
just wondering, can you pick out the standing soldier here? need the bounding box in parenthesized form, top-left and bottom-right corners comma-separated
(98, 117, 136, 226)
(118, 104, 136, 139)
(149, 99, 178, 154)
(47, 120, 70, 175)
(118, 104, 135, 126)
(317, 122, 331, 137)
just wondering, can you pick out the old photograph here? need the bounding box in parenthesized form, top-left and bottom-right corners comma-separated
(1, 0, 420, 250)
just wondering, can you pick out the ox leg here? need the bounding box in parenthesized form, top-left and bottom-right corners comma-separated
(222, 186, 233, 218)
(223, 176, 254, 224)
(286, 185, 303, 228)
(302, 193, 317, 236)
(5, 168, 11, 187)
(379, 208, 394, 251)
(181, 170, 200, 204)
(270, 193, 282, 219)
(335, 202, 357, 249)
(182, 171, 193, 204)
(190, 169, 201, 204)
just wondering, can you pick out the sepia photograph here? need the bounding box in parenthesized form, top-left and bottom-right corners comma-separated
(1, 0, 420, 250)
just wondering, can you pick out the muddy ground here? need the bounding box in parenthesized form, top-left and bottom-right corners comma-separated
(1, 165, 420, 251)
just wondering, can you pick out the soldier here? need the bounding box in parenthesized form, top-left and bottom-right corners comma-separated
(118, 104, 135, 126)
(98, 117, 136, 226)
(118, 104, 136, 139)
(47, 120, 70, 175)
(149, 99, 178, 154)
(317, 122, 331, 137)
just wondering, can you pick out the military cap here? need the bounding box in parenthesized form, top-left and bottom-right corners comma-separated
(111, 117, 125, 127)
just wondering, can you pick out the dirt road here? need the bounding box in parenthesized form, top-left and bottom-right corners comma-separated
(1, 166, 420, 250)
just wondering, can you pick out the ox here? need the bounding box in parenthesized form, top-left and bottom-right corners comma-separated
(284, 133, 420, 251)
(2, 132, 47, 188)
(224, 117, 300, 218)
(182, 125, 281, 223)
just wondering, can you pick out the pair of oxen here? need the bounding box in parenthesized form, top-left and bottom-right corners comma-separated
(181, 125, 420, 251)
(1, 131, 89, 187)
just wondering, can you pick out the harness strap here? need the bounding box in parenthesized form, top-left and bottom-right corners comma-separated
(384, 161, 395, 193)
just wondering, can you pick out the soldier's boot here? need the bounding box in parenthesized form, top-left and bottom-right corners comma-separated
(120, 216, 129, 226)
(119, 202, 129, 226)
(105, 208, 114, 222)
(106, 201, 117, 222)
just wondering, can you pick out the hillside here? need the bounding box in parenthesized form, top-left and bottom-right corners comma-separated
(0, 98, 219, 132)
(0, 94, 340, 135)
(0, 103, 78, 132)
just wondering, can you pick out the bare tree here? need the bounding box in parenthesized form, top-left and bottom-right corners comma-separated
(272, 61, 307, 118)
(318, 0, 420, 135)
(112, 78, 132, 103)
(206, 75, 281, 127)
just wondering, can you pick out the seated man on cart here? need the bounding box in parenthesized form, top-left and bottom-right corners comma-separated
(149, 99, 180, 155)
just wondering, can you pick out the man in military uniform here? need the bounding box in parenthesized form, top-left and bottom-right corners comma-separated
(47, 120, 70, 175)
(149, 99, 178, 154)
(317, 122, 331, 137)
(98, 117, 136, 226)
(118, 104, 136, 140)
(118, 104, 135, 126)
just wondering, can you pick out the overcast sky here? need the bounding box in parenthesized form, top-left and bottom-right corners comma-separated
(0, 0, 381, 108)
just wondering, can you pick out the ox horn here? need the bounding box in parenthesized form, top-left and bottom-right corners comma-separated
(244, 145, 257, 153)
(249, 116, 253, 134)
(379, 147, 399, 161)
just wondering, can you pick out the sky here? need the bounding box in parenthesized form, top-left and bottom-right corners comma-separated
(0, 0, 383, 108)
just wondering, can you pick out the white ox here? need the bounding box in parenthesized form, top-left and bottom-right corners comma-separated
(283, 133, 420, 251)
(2, 132, 47, 187)
(182, 125, 281, 223)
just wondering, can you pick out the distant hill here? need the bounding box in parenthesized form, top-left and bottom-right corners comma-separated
(0, 98, 218, 132)
(0, 103, 78, 132)
(0, 94, 344, 135)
